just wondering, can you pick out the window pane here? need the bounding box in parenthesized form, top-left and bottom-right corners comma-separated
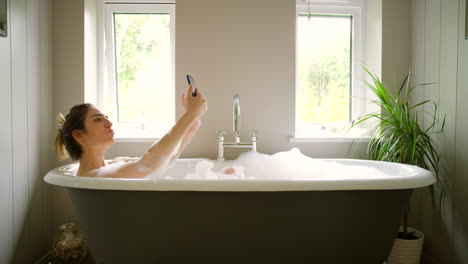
(114, 13, 173, 124)
(296, 15, 352, 126)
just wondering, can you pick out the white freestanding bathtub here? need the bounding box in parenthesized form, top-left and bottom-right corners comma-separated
(44, 158, 434, 264)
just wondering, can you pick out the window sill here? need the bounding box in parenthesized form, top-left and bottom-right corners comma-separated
(289, 137, 371, 143)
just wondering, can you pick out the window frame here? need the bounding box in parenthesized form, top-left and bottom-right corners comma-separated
(295, 0, 367, 138)
(100, 1, 176, 140)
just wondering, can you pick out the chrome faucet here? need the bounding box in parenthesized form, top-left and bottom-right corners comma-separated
(233, 94, 241, 143)
(217, 94, 257, 161)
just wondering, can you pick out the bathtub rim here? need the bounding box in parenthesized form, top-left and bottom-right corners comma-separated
(43, 158, 435, 191)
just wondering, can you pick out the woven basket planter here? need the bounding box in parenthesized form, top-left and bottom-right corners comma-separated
(387, 227, 424, 264)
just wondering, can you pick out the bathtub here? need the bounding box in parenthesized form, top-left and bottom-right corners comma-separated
(44, 158, 434, 264)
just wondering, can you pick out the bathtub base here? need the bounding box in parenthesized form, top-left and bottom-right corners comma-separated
(68, 188, 412, 264)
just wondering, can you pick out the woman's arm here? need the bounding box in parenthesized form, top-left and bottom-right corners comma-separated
(167, 118, 201, 168)
(165, 92, 202, 167)
(99, 85, 207, 178)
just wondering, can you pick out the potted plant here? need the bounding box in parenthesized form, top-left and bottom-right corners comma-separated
(350, 67, 445, 264)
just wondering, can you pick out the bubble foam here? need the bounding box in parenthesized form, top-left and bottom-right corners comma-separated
(142, 147, 386, 180)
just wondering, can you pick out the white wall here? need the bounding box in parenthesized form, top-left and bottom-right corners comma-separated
(0, 0, 55, 263)
(410, 0, 468, 263)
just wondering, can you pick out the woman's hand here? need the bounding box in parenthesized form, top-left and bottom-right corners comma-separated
(182, 85, 208, 119)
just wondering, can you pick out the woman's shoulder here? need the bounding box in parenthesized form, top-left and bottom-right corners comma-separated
(75, 159, 130, 177)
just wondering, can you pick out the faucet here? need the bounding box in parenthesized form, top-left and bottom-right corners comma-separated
(216, 94, 257, 161)
(233, 94, 241, 143)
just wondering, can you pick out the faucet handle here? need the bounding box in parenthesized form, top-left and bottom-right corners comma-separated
(249, 130, 258, 152)
(249, 130, 258, 137)
(216, 130, 227, 137)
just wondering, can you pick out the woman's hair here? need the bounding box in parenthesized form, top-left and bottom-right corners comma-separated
(54, 103, 93, 160)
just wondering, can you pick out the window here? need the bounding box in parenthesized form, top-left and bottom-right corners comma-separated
(295, 0, 366, 138)
(102, 2, 175, 139)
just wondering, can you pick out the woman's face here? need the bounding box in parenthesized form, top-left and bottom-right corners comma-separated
(78, 107, 115, 149)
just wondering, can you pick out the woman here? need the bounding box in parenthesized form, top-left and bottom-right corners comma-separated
(55, 84, 207, 178)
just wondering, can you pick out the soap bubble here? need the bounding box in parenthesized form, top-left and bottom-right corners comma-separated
(96, 160, 127, 178)
(96, 147, 387, 180)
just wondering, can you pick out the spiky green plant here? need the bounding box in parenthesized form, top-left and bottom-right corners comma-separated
(350, 67, 445, 238)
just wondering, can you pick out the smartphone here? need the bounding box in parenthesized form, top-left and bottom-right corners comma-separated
(186, 74, 198, 97)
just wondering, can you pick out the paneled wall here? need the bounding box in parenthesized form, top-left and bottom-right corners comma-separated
(411, 0, 468, 263)
(453, 0, 468, 261)
(0, 1, 14, 260)
(0, 0, 55, 263)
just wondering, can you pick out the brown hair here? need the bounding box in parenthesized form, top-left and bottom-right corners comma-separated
(54, 103, 93, 160)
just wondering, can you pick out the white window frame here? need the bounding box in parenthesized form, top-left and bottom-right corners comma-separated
(99, 1, 175, 140)
(295, 0, 367, 139)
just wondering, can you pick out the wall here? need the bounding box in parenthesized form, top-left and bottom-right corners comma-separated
(48, 0, 409, 161)
(410, 0, 468, 263)
(107, 0, 409, 161)
(51, 0, 86, 230)
(382, 0, 411, 87)
(453, 0, 468, 260)
(53, 0, 85, 113)
(366, 0, 382, 77)
(173, 0, 296, 160)
(0, 0, 55, 263)
(0, 0, 13, 260)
